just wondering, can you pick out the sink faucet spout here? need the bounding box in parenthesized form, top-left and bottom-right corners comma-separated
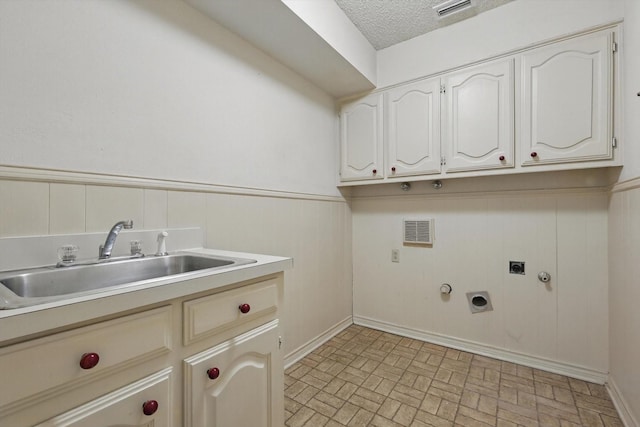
(99, 220, 133, 259)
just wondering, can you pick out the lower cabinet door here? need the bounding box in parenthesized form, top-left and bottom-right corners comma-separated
(184, 320, 283, 427)
(36, 368, 172, 427)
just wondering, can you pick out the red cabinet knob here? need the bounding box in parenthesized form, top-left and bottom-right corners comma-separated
(372, 169, 377, 175)
(79, 352, 100, 370)
(391, 167, 396, 173)
(142, 400, 159, 416)
(531, 152, 538, 158)
(207, 367, 220, 380)
(239, 303, 251, 314)
(499, 155, 505, 161)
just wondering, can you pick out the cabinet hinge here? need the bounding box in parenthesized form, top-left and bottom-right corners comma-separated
(440, 85, 446, 94)
(440, 156, 446, 166)
(278, 336, 283, 349)
(612, 137, 617, 148)
(612, 41, 618, 53)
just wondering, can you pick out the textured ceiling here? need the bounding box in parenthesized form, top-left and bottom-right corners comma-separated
(334, 0, 514, 50)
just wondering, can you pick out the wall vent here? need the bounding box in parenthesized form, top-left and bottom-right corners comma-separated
(434, 0, 472, 17)
(403, 219, 434, 245)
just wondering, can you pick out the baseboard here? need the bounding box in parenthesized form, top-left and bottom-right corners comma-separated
(284, 316, 353, 369)
(607, 376, 639, 427)
(353, 315, 608, 384)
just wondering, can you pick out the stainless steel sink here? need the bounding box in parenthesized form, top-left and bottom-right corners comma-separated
(0, 253, 256, 308)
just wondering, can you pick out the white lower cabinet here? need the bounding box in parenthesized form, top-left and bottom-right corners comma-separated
(36, 368, 172, 427)
(183, 320, 283, 427)
(1, 273, 285, 427)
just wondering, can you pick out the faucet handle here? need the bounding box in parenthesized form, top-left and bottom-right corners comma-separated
(130, 240, 143, 256)
(58, 245, 79, 263)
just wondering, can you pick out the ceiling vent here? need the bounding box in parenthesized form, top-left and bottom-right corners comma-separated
(434, 0, 473, 17)
(403, 219, 434, 245)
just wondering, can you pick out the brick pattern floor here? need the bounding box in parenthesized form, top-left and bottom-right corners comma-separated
(284, 325, 623, 427)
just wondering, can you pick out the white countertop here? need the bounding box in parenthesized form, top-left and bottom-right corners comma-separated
(0, 248, 292, 345)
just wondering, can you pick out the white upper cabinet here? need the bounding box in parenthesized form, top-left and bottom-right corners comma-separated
(338, 25, 619, 186)
(340, 93, 384, 181)
(443, 59, 515, 173)
(521, 30, 614, 166)
(386, 78, 442, 177)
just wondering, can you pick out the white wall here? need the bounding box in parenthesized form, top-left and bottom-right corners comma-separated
(606, 0, 640, 424)
(282, 0, 377, 84)
(609, 185, 640, 425)
(352, 189, 609, 380)
(0, 178, 353, 360)
(0, 0, 352, 358)
(0, 0, 340, 197)
(621, 0, 640, 181)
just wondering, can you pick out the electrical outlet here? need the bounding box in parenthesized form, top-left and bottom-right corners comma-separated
(391, 249, 400, 263)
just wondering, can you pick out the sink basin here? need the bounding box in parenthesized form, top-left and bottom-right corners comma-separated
(0, 253, 256, 307)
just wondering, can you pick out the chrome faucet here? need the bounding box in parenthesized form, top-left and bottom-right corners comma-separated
(99, 220, 133, 259)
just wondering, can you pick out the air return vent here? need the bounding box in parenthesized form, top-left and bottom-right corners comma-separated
(434, 0, 472, 17)
(403, 219, 434, 245)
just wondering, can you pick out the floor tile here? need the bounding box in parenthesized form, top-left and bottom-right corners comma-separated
(284, 325, 622, 427)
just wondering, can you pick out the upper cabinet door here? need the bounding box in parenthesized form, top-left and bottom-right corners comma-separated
(386, 78, 441, 177)
(443, 59, 515, 173)
(521, 30, 614, 166)
(340, 94, 384, 181)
